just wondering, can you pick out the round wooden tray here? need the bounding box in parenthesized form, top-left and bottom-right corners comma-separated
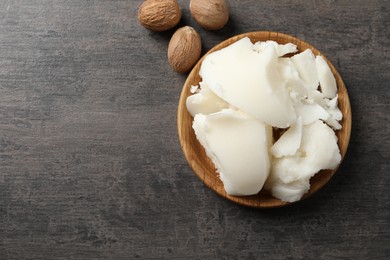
(177, 31, 351, 208)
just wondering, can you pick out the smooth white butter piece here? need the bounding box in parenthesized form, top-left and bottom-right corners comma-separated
(307, 89, 327, 107)
(279, 58, 309, 102)
(190, 85, 199, 93)
(326, 117, 342, 130)
(291, 49, 319, 91)
(279, 57, 300, 81)
(327, 96, 343, 120)
(271, 120, 341, 184)
(192, 109, 271, 196)
(264, 175, 310, 203)
(295, 102, 329, 125)
(186, 84, 229, 117)
(199, 37, 296, 128)
(324, 95, 343, 130)
(316, 55, 337, 98)
(253, 40, 298, 57)
(265, 120, 341, 202)
(271, 117, 303, 158)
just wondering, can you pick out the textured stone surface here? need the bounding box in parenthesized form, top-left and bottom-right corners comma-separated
(0, 0, 389, 259)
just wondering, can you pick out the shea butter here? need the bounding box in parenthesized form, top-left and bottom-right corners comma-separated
(199, 37, 296, 128)
(186, 37, 343, 202)
(192, 109, 271, 195)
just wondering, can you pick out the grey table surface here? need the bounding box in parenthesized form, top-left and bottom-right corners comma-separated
(0, 0, 389, 259)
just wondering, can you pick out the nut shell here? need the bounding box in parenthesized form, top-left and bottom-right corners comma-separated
(138, 0, 181, 32)
(190, 0, 229, 30)
(168, 26, 202, 74)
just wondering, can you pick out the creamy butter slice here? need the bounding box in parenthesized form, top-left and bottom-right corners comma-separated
(279, 57, 300, 81)
(295, 102, 329, 125)
(199, 37, 296, 128)
(253, 40, 298, 57)
(264, 174, 310, 203)
(316, 55, 337, 98)
(271, 120, 341, 184)
(192, 109, 271, 196)
(324, 95, 343, 130)
(265, 120, 341, 202)
(186, 83, 229, 117)
(291, 49, 319, 91)
(279, 57, 308, 100)
(271, 117, 302, 158)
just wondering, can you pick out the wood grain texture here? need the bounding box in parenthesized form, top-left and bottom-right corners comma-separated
(0, 0, 388, 259)
(178, 31, 351, 208)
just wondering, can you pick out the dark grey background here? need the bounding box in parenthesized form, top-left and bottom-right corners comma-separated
(0, 0, 389, 259)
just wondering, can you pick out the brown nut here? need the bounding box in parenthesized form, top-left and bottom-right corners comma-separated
(138, 0, 181, 32)
(168, 26, 202, 74)
(190, 0, 229, 30)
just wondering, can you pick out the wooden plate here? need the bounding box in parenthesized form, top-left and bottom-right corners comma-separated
(177, 31, 351, 208)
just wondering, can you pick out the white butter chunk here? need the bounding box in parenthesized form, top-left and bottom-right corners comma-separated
(325, 117, 342, 130)
(265, 120, 341, 202)
(192, 109, 271, 196)
(316, 55, 337, 98)
(327, 96, 343, 120)
(279, 58, 309, 101)
(271, 117, 302, 158)
(324, 95, 343, 130)
(186, 83, 229, 117)
(307, 89, 327, 107)
(271, 120, 341, 184)
(291, 49, 319, 91)
(279, 57, 300, 81)
(253, 40, 298, 57)
(264, 175, 310, 203)
(199, 37, 296, 128)
(190, 85, 199, 93)
(295, 102, 329, 125)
